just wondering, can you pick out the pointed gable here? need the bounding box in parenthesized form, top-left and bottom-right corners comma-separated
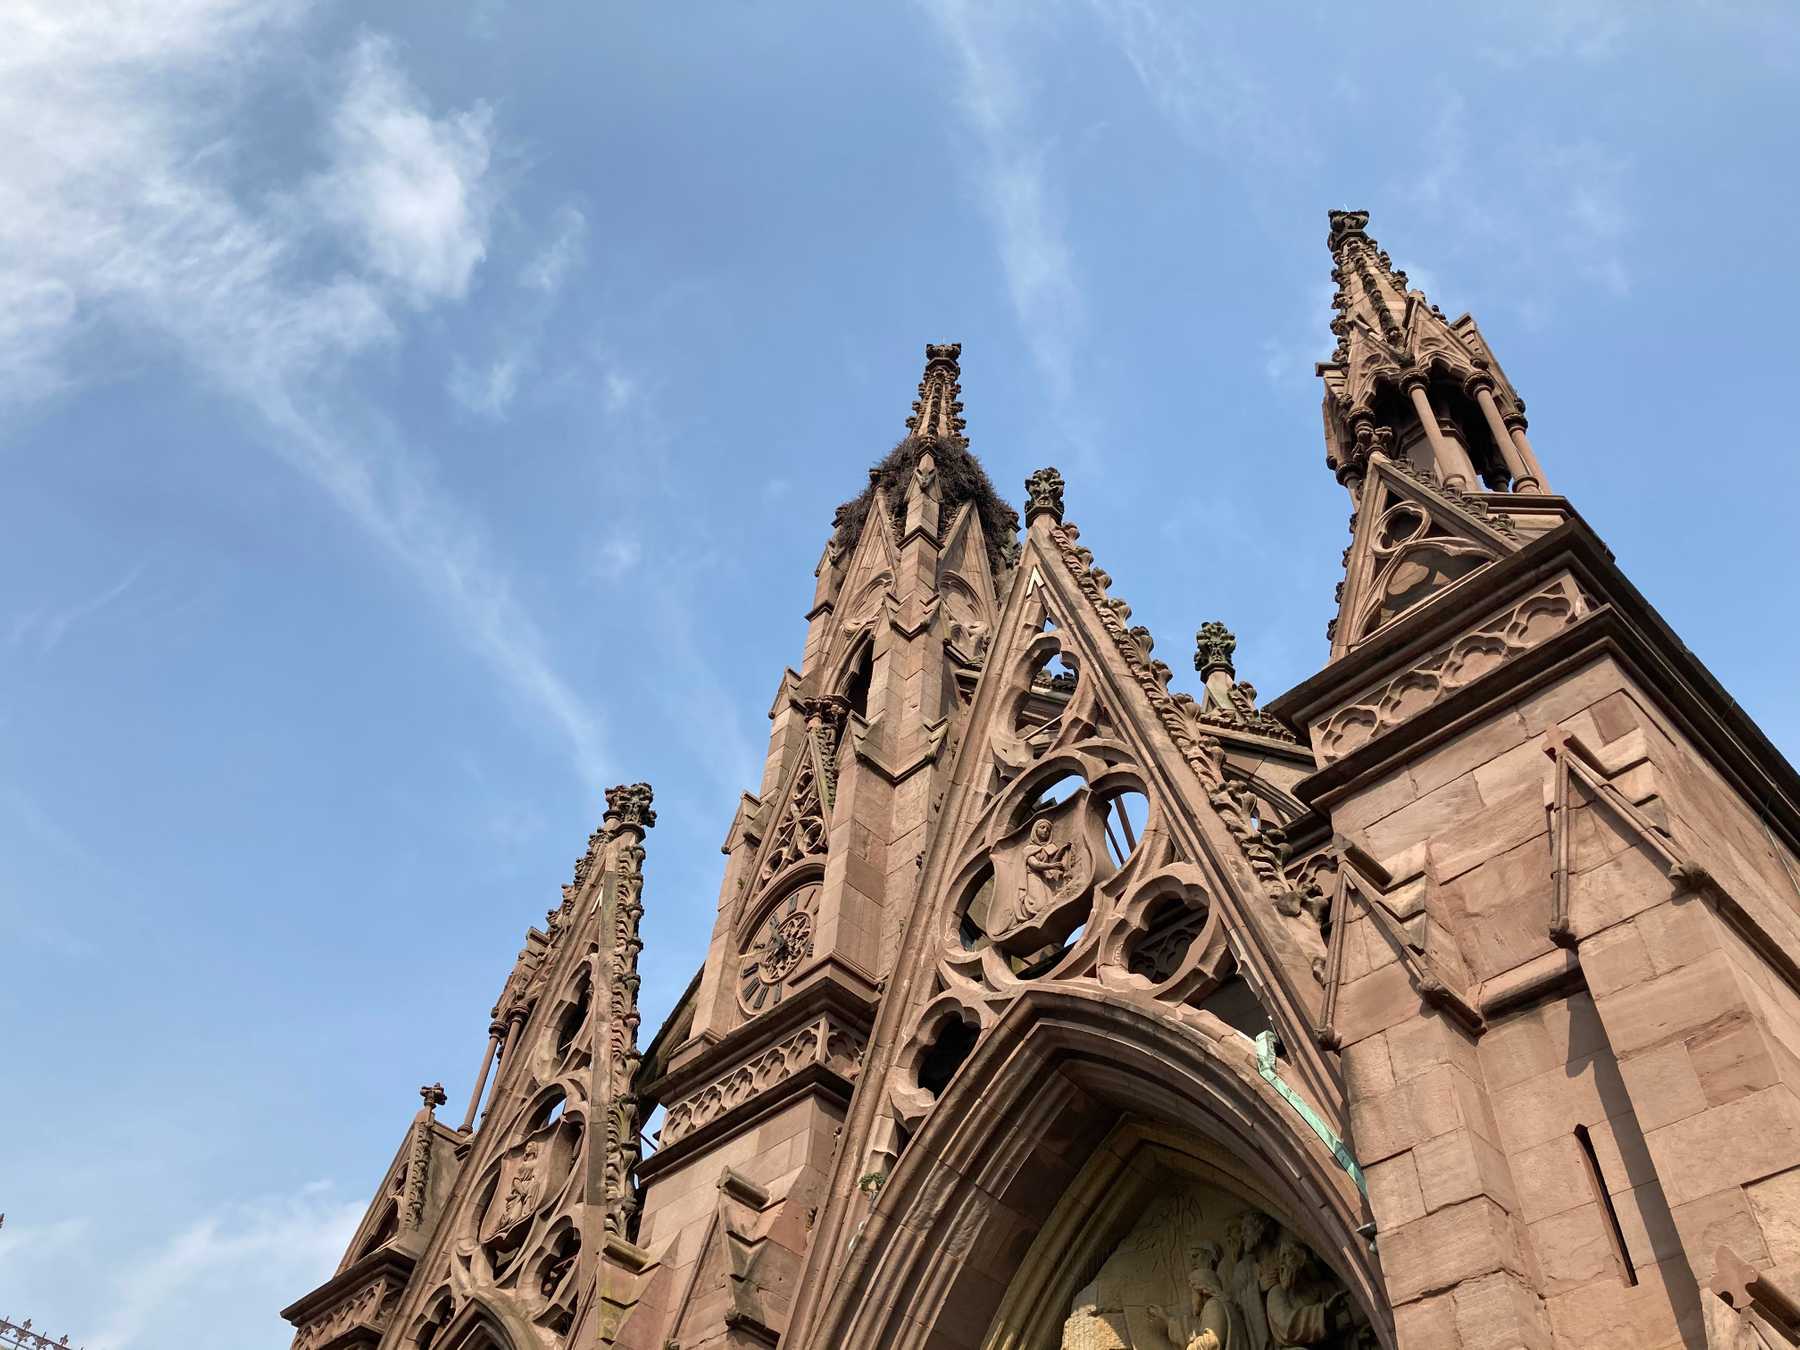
(1332, 450, 1521, 656)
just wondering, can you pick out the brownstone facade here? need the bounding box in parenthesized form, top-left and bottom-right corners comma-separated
(285, 213, 1800, 1349)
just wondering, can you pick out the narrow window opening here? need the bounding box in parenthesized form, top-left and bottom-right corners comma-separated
(844, 641, 874, 721)
(1573, 1124, 1638, 1287)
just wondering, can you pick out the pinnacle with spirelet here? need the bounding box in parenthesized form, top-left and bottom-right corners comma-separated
(904, 342, 967, 442)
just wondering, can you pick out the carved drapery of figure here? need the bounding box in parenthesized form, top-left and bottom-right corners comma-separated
(1054, 1181, 1372, 1350)
(1150, 1241, 1234, 1349)
(1265, 1236, 1361, 1347)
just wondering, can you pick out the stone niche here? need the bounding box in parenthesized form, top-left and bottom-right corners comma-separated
(1054, 1179, 1376, 1350)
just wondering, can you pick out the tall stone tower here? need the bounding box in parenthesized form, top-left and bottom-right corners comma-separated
(286, 215, 1800, 1350)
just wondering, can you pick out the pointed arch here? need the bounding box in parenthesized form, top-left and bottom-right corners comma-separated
(432, 1291, 531, 1350)
(835, 628, 876, 722)
(803, 985, 1391, 1349)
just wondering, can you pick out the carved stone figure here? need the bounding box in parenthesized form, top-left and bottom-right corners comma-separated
(1052, 1182, 1371, 1350)
(1022, 818, 1072, 910)
(1264, 1236, 1356, 1347)
(1229, 1211, 1275, 1350)
(984, 791, 1112, 953)
(498, 1140, 540, 1233)
(1151, 1242, 1235, 1349)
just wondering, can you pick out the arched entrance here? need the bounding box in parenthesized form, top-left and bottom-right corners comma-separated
(805, 986, 1393, 1349)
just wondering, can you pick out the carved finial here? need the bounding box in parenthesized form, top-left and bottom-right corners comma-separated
(1024, 466, 1065, 524)
(1327, 208, 1371, 255)
(420, 1082, 447, 1113)
(604, 782, 657, 833)
(904, 342, 966, 441)
(1194, 621, 1237, 679)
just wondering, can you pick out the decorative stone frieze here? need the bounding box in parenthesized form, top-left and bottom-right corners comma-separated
(290, 1274, 401, 1350)
(1311, 573, 1588, 763)
(659, 1015, 866, 1148)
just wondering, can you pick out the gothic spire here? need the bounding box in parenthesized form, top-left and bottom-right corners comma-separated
(1324, 209, 1409, 363)
(904, 342, 967, 442)
(1317, 209, 1547, 497)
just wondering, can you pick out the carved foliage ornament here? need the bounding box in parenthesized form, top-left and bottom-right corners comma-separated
(291, 1276, 402, 1350)
(605, 781, 657, 832)
(1044, 520, 1300, 917)
(1194, 621, 1237, 678)
(905, 341, 967, 441)
(660, 1014, 866, 1148)
(407, 782, 654, 1342)
(1192, 621, 1297, 744)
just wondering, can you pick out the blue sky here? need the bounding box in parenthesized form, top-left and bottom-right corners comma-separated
(3, 2, 1797, 1346)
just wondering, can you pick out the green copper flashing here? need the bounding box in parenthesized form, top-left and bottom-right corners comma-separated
(1255, 1030, 1366, 1196)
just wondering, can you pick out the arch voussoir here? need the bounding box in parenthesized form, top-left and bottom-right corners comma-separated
(812, 984, 1390, 1350)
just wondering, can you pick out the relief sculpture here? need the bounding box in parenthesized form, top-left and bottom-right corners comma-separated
(986, 789, 1113, 954)
(1058, 1182, 1374, 1350)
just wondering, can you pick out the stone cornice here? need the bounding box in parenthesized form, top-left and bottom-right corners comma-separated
(1273, 519, 1800, 853)
(279, 1245, 416, 1328)
(646, 975, 878, 1106)
(647, 1012, 867, 1164)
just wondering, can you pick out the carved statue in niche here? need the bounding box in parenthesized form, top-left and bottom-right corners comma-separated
(986, 789, 1113, 955)
(1055, 1180, 1372, 1350)
(498, 1141, 540, 1234)
(1023, 819, 1073, 908)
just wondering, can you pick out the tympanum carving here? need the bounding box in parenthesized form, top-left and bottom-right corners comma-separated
(1058, 1181, 1374, 1350)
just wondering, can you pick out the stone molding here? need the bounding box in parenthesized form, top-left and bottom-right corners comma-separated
(658, 1013, 865, 1149)
(290, 1276, 398, 1350)
(281, 1249, 415, 1350)
(1312, 571, 1588, 763)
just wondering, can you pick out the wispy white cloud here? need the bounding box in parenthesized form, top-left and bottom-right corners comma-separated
(447, 204, 589, 420)
(1478, 1, 1629, 68)
(920, 0, 1084, 403)
(448, 352, 525, 418)
(11, 560, 147, 654)
(1083, 0, 1307, 171)
(0, 0, 608, 785)
(315, 32, 496, 306)
(1406, 88, 1635, 315)
(100, 1184, 362, 1350)
(591, 533, 642, 581)
(0, 1183, 360, 1350)
(521, 204, 589, 294)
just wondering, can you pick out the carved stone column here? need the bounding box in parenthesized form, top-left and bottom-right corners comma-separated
(1472, 380, 1540, 493)
(1403, 375, 1476, 490)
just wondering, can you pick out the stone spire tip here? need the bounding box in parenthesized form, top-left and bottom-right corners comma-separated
(904, 342, 966, 441)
